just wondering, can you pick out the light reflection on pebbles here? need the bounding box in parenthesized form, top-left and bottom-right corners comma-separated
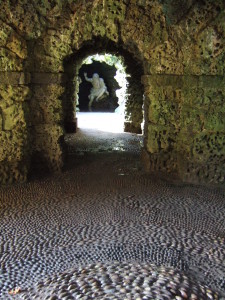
(16, 262, 219, 300)
(0, 128, 224, 299)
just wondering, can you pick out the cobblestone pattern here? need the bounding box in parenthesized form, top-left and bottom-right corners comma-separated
(0, 129, 224, 299)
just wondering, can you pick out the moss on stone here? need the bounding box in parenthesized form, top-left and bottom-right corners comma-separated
(0, 21, 12, 47)
(30, 84, 64, 125)
(32, 124, 64, 172)
(6, 32, 27, 60)
(0, 49, 24, 71)
(0, 0, 224, 184)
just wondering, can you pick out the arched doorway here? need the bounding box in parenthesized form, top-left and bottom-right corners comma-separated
(0, 0, 223, 185)
(62, 39, 145, 136)
(61, 40, 145, 164)
(76, 54, 127, 134)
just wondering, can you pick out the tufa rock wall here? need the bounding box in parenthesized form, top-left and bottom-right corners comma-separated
(0, 0, 224, 185)
(0, 81, 30, 184)
(142, 75, 225, 184)
(30, 76, 65, 173)
(0, 15, 31, 183)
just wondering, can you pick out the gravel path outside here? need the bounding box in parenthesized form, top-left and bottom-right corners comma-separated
(0, 113, 225, 299)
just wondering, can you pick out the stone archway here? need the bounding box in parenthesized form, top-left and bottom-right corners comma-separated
(28, 32, 146, 175)
(62, 39, 145, 137)
(0, 0, 224, 185)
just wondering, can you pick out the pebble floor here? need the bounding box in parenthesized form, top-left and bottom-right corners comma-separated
(0, 114, 225, 299)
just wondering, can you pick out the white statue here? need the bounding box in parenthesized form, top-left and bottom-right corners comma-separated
(84, 72, 109, 111)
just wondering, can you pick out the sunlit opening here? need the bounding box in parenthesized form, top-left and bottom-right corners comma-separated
(77, 112, 124, 133)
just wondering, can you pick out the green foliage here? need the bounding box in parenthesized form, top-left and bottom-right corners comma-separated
(83, 54, 124, 71)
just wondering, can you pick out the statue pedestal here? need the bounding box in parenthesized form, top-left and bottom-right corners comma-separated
(91, 96, 118, 112)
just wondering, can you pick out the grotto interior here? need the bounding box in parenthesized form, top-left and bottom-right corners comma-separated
(0, 0, 225, 299)
(0, 0, 224, 185)
(77, 58, 120, 112)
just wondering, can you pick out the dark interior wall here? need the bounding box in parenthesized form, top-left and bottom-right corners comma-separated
(124, 57, 144, 134)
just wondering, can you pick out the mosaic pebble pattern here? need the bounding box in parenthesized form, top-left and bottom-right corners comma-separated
(15, 262, 220, 300)
(0, 129, 225, 299)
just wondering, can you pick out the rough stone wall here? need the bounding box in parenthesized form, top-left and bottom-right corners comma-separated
(0, 0, 224, 184)
(142, 75, 225, 184)
(142, 1, 225, 184)
(0, 12, 31, 183)
(124, 74, 144, 134)
(0, 81, 30, 184)
(29, 77, 65, 172)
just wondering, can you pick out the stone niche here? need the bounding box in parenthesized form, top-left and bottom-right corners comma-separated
(78, 61, 119, 112)
(0, 0, 224, 185)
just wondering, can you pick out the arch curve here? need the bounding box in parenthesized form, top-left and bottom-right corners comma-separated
(63, 36, 145, 129)
(0, 0, 224, 184)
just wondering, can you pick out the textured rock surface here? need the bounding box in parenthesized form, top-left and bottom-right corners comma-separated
(0, 127, 224, 299)
(0, 83, 31, 184)
(0, 0, 224, 184)
(142, 75, 225, 184)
